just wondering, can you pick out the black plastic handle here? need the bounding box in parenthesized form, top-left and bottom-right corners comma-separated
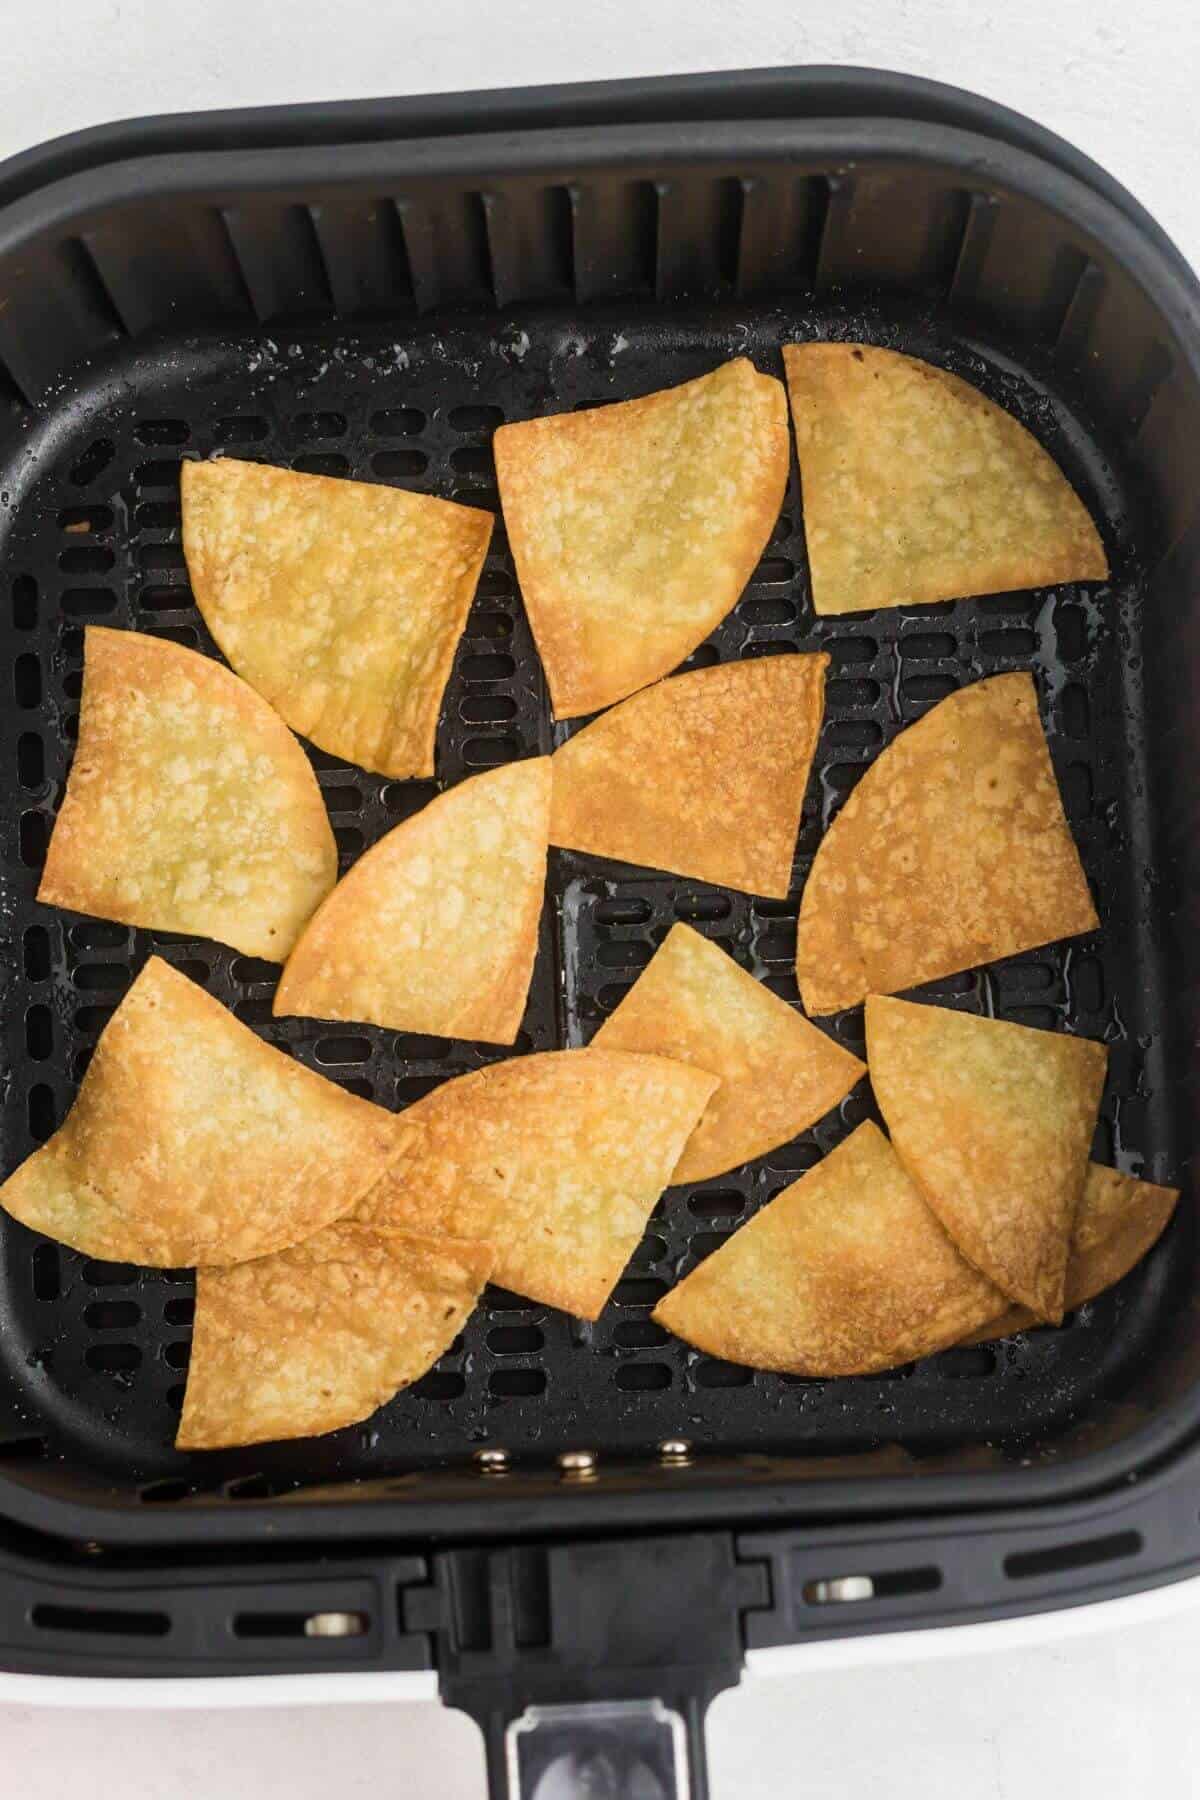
(431, 1534, 752, 1800)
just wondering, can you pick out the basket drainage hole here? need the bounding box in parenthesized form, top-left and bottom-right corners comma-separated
(140, 1479, 191, 1503)
(615, 1363, 671, 1392)
(234, 1610, 369, 1640)
(804, 1566, 941, 1605)
(0, 1435, 46, 1461)
(85, 1342, 141, 1374)
(1004, 1530, 1141, 1581)
(489, 1369, 546, 1398)
(31, 1243, 60, 1300)
(83, 1300, 141, 1330)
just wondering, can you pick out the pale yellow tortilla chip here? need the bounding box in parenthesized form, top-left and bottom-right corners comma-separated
(593, 922, 864, 1183)
(962, 1163, 1180, 1342)
(550, 655, 827, 898)
(495, 358, 789, 717)
(0, 957, 411, 1266)
(176, 1225, 492, 1449)
(866, 995, 1107, 1322)
(795, 673, 1097, 1015)
(181, 457, 492, 777)
(783, 342, 1107, 615)
(274, 758, 550, 1044)
(357, 1049, 717, 1319)
(653, 1122, 1002, 1374)
(37, 626, 336, 961)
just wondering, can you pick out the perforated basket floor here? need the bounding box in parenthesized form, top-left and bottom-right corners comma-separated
(0, 297, 1181, 1500)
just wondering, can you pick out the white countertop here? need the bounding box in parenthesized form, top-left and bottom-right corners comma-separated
(3, 2, 1200, 1795)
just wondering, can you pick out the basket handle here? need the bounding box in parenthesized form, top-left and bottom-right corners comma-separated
(430, 1532, 751, 1800)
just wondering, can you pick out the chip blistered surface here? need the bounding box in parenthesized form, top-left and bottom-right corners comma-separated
(38, 627, 336, 960)
(496, 357, 789, 715)
(183, 458, 492, 777)
(275, 758, 551, 1043)
(784, 342, 1108, 615)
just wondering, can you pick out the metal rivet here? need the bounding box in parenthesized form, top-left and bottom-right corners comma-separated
(558, 1449, 598, 1479)
(303, 1611, 368, 1638)
(658, 1438, 692, 1465)
(474, 1447, 511, 1474)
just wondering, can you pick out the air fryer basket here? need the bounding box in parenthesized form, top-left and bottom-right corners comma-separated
(1, 74, 1200, 1778)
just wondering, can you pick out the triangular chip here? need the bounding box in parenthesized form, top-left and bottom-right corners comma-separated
(653, 1122, 1002, 1374)
(593, 922, 864, 1182)
(495, 358, 789, 717)
(962, 1163, 1180, 1343)
(0, 958, 410, 1266)
(274, 759, 551, 1044)
(795, 673, 1097, 1014)
(181, 457, 492, 777)
(357, 1049, 717, 1318)
(866, 995, 1107, 1321)
(38, 627, 336, 960)
(176, 1224, 492, 1449)
(550, 655, 827, 897)
(783, 341, 1108, 615)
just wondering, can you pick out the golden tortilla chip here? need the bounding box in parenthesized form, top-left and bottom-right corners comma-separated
(653, 1122, 1002, 1374)
(274, 758, 551, 1044)
(963, 1163, 1180, 1342)
(593, 922, 864, 1182)
(866, 995, 1107, 1321)
(783, 342, 1107, 615)
(181, 457, 492, 778)
(0, 957, 410, 1266)
(550, 655, 827, 897)
(357, 1049, 717, 1319)
(795, 673, 1097, 1014)
(176, 1225, 491, 1449)
(495, 358, 789, 717)
(38, 627, 336, 961)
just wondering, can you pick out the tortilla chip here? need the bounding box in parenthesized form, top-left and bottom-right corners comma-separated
(181, 457, 492, 778)
(550, 655, 827, 897)
(866, 995, 1107, 1321)
(963, 1163, 1180, 1342)
(653, 1122, 1002, 1374)
(495, 358, 789, 717)
(593, 922, 864, 1182)
(357, 1049, 717, 1319)
(176, 1225, 491, 1449)
(37, 627, 336, 961)
(0, 957, 410, 1266)
(274, 758, 550, 1044)
(783, 342, 1107, 615)
(795, 673, 1097, 1015)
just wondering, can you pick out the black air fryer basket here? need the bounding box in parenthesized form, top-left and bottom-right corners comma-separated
(1, 67, 1199, 1798)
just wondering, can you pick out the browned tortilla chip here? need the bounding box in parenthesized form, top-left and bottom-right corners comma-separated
(176, 1225, 492, 1449)
(550, 655, 827, 897)
(866, 995, 1107, 1321)
(495, 358, 789, 717)
(274, 759, 551, 1044)
(357, 1049, 717, 1318)
(593, 922, 864, 1182)
(0, 957, 410, 1266)
(653, 1122, 1002, 1374)
(795, 673, 1097, 1015)
(37, 627, 336, 960)
(783, 342, 1107, 615)
(181, 457, 492, 777)
(963, 1163, 1180, 1342)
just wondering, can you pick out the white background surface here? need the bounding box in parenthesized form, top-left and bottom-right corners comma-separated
(3, 2, 1200, 1795)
